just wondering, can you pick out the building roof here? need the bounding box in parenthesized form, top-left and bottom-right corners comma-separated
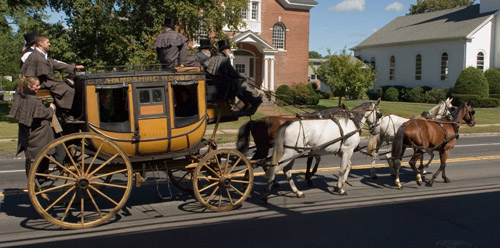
(277, 0, 318, 10)
(352, 4, 496, 50)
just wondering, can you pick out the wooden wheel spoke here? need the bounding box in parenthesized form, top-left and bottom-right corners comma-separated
(89, 168, 127, 181)
(86, 143, 103, 175)
(215, 155, 222, 174)
(36, 182, 74, 195)
(229, 167, 249, 178)
(229, 184, 245, 197)
(225, 188, 234, 205)
(35, 172, 76, 181)
(218, 193, 222, 208)
(88, 185, 119, 206)
(88, 154, 120, 176)
(45, 155, 79, 178)
(196, 176, 219, 182)
(91, 181, 127, 189)
(86, 189, 102, 218)
(80, 138, 85, 175)
(226, 157, 242, 175)
(223, 153, 230, 173)
(201, 163, 220, 177)
(44, 185, 76, 212)
(206, 186, 220, 203)
(62, 143, 80, 175)
(229, 179, 250, 184)
(199, 181, 219, 193)
(61, 191, 77, 222)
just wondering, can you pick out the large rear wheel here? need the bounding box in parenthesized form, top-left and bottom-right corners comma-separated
(193, 149, 253, 211)
(27, 133, 133, 229)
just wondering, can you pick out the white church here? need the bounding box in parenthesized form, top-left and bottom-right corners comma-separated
(352, 0, 500, 90)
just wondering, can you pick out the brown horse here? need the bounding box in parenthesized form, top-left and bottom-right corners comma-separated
(236, 105, 348, 185)
(391, 102, 475, 189)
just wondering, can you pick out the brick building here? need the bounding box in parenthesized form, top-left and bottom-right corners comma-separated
(224, 0, 317, 91)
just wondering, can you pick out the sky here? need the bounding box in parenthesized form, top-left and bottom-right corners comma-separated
(309, 0, 417, 56)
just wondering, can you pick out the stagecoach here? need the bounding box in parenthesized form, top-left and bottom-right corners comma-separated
(29, 67, 255, 229)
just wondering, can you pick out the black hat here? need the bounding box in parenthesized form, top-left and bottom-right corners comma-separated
(24, 31, 38, 46)
(163, 18, 174, 28)
(198, 39, 211, 50)
(217, 39, 231, 51)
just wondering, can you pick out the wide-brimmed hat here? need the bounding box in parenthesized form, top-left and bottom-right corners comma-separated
(24, 31, 38, 46)
(162, 17, 174, 28)
(198, 39, 211, 50)
(217, 39, 231, 51)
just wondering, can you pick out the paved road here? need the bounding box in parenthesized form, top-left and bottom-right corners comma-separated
(0, 135, 499, 247)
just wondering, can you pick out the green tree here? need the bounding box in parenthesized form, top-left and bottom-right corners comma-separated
(484, 68, 500, 95)
(47, 0, 249, 66)
(315, 49, 376, 105)
(453, 66, 488, 98)
(309, 51, 322, 59)
(408, 0, 475, 15)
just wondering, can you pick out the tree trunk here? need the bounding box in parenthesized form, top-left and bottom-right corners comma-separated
(338, 96, 342, 106)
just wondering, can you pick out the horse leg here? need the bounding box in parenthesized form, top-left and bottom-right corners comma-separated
(370, 152, 379, 179)
(393, 156, 403, 189)
(337, 150, 353, 195)
(409, 153, 423, 186)
(262, 164, 281, 204)
(429, 149, 450, 186)
(283, 161, 304, 198)
(306, 156, 321, 186)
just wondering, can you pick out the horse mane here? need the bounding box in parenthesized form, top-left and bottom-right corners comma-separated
(452, 102, 466, 121)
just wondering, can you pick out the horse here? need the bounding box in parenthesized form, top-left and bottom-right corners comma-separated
(261, 100, 381, 202)
(236, 104, 349, 186)
(390, 102, 475, 189)
(366, 98, 454, 179)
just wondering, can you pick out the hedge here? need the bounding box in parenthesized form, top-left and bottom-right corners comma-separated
(383, 87, 399, 101)
(453, 67, 489, 98)
(485, 68, 500, 94)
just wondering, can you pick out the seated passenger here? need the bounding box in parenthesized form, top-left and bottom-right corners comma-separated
(205, 39, 262, 116)
(175, 87, 197, 117)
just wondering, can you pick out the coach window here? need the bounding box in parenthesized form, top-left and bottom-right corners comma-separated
(97, 87, 130, 132)
(138, 87, 166, 117)
(441, 52, 448, 81)
(173, 84, 199, 128)
(389, 56, 395, 80)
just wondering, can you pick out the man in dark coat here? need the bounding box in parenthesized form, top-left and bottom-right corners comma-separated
(9, 77, 56, 175)
(194, 39, 212, 70)
(21, 31, 38, 67)
(21, 34, 84, 112)
(205, 39, 262, 116)
(153, 18, 188, 72)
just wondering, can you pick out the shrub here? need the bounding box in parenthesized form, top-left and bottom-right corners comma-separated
(404, 87, 425, 102)
(475, 98, 500, 108)
(490, 94, 500, 99)
(450, 93, 481, 106)
(453, 67, 489, 98)
(383, 87, 399, 101)
(485, 68, 500, 94)
(424, 88, 446, 103)
(275, 85, 291, 95)
(275, 85, 293, 104)
(290, 83, 320, 105)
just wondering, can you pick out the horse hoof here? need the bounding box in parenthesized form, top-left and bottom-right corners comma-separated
(261, 197, 268, 204)
(444, 178, 451, 183)
(297, 192, 305, 198)
(339, 191, 347, 196)
(397, 185, 403, 190)
(307, 181, 314, 187)
(372, 175, 378, 179)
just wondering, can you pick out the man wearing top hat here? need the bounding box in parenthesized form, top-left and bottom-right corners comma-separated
(20, 31, 38, 67)
(205, 39, 262, 116)
(194, 38, 212, 70)
(153, 17, 188, 72)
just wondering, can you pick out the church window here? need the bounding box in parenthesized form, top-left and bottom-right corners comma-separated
(415, 54, 422, 81)
(477, 52, 484, 71)
(389, 56, 395, 80)
(441, 53, 448, 81)
(273, 23, 285, 49)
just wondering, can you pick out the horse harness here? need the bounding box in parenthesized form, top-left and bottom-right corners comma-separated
(406, 118, 460, 154)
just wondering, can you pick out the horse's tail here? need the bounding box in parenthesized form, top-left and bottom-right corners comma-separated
(391, 125, 406, 162)
(270, 121, 292, 167)
(367, 133, 381, 156)
(236, 120, 255, 154)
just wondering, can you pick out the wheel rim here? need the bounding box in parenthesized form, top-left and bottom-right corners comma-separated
(167, 168, 194, 193)
(28, 133, 132, 229)
(193, 149, 253, 211)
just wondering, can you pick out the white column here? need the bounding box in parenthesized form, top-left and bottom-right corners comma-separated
(270, 58, 275, 91)
(263, 58, 269, 90)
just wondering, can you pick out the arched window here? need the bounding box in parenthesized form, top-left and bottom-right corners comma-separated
(272, 23, 285, 49)
(370, 57, 376, 70)
(477, 52, 484, 71)
(389, 56, 395, 80)
(415, 54, 422, 81)
(441, 52, 448, 81)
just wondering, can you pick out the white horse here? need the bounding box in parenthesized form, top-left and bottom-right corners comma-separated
(262, 101, 381, 201)
(366, 98, 454, 179)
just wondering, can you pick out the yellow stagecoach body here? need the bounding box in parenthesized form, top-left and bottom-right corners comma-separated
(80, 71, 208, 157)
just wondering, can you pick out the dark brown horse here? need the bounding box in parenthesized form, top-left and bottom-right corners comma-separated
(391, 102, 475, 189)
(237, 105, 348, 185)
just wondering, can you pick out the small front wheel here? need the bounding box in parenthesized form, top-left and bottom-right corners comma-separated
(193, 149, 253, 211)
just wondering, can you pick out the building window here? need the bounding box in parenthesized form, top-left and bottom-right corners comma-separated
(370, 57, 376, 70)
(389, 56, 395, 80)
(251, 1, 259, 20)
(415, 54, 422, 81)
(241, 8, 247, 19)
(235, 64, 246, 74)
(272, 23, 285, 49)
(441, 52, 448, 81)
(477, 52, 484, 71)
